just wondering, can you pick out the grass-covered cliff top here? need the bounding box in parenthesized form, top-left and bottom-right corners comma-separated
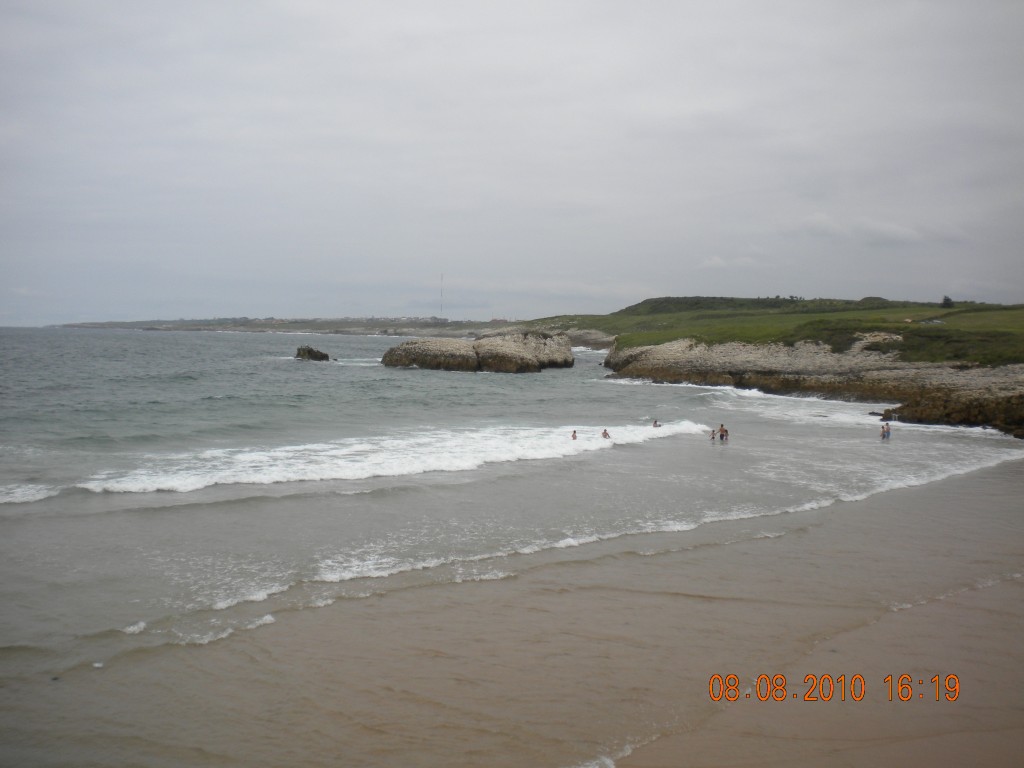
(529, 296, 1024, 366)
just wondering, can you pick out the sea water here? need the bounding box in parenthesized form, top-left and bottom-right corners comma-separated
(2, 327, 1022, 669)
(1, 327, 1022, 702)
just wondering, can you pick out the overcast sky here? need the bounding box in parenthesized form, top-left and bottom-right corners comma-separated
(2, 1, 1023, 325)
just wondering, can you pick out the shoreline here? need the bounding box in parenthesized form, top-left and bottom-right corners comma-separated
(604, 337, 1024, 438)
(4, 458, 1020, 767)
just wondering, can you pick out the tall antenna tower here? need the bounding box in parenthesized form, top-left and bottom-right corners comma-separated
(440, 273, 444, 318)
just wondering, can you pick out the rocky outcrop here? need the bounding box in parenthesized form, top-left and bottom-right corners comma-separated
(892, 393, 1024, 438)
(475, 325, 616, 350)
(381, 338, 480, 372)
(295, 345, 330, 361)
(382, 331, 574, 373)
(604, 336, 1024, 438)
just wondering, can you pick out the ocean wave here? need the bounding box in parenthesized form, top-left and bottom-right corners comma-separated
(211, 585, 289, 611)
(0, 484, 62, 505)
(316, 553, 451, 583)
(75, 419, 709, 495)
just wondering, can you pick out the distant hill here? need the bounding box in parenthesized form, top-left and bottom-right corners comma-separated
(528, 296, 1024, 366)
(613, 295, 923, 314)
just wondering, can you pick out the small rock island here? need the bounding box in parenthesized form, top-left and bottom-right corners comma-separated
(295, 345, 330, 361)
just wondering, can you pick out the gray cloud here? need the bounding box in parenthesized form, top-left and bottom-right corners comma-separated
(2, 1, 1023, 325)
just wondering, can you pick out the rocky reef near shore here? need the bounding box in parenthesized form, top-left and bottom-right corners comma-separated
(604, 335, 1024, 438)
(382, 331, 574, 373)
(295, 345, 330, 361)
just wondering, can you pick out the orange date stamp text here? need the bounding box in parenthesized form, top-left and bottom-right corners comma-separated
(708, 673, 959, 702)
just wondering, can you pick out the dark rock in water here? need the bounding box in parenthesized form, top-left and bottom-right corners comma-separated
(296, 345, 330, 361)
(381, 331, 574, 373)
(894, 393, 1024, 439)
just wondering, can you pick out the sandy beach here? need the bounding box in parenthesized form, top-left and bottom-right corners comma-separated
(618, 462, 1024, 767)
(2, 457, 1021, 767)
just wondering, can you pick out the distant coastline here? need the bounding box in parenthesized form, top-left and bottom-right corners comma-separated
(58, 316, 504, 338)
(59, 295, 1024, 438)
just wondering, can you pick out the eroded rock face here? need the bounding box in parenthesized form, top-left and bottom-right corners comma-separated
(380, 338, 480, 371)
(894, 393, 1024, 438)
(603, 337, 1024, 438)
(381, 332, 574, 373)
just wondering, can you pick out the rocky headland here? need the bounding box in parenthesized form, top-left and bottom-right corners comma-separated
(604, 334, 1024, 438)
(381, 331, 575, 373)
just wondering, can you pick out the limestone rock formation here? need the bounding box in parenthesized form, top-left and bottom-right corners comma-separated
(382, 331, 574, 373)
(380, 338, 480, 372)
(295, 345, 330, 361)
(603, 337, 1024, 438)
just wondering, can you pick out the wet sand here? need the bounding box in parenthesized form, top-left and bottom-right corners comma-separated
(2, 460, 1021, 767)
(620, 578, 1023, 767)
(616, 460, 1024, 768)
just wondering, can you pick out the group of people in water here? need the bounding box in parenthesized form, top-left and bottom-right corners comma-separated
(573, 419, 891, 443)
(572, 421, 731, 442)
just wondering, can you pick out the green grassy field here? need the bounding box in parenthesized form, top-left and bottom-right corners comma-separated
(531, 297, 1024, 366)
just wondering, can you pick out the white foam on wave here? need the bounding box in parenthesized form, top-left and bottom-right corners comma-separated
(552, 534, 601, 549)
(176, 626, 236, 645)
(316, 553, 450, 583)
(0, 484, 61, 505)
(76, 419, 709, 495)
(608, 377, 772, 397)
(212, 585, 289, 611)
(316, 523, 677, 587)
(335, 358, 382, 367)
(566, 739, 647, 768)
